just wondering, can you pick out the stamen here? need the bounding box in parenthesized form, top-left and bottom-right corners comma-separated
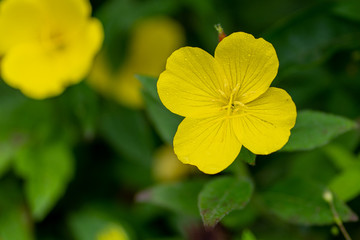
(219, 83, 247, 117)
(226, 90, 235, 116)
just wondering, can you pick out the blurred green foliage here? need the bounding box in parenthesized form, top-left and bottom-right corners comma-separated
(0, 0, 360, 239)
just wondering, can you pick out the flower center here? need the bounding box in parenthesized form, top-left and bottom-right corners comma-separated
(41, 29, 68, 52)
(49, 32, 67, 50)
(220, 83, 247, 118)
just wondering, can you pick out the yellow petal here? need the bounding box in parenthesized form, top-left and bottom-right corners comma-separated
(215, 32, 279, 103)
(158, 47, 227, 118)
(1, 43, 65, 98)
(0, 0, 45, 54)
(1, 17, 103, 99)
(174, 116, 241, 174)
(41, 0, 91, 31)
(0, 0, 103, 99)
(62, 18, 104, 83)
(233, 87, 296, 155)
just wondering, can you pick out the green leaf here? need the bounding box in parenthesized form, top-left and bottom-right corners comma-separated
(0, 180, 34, 240)
(198, 176, 253, 228)
(136, 180, 205, 217)
(241, 229, 257, 240)
(333, 0, 360, 22)
(138, 75, 183, 144)
(99, 103, 154, 166)
(287, 150, 337, 185)
(59, 82, 100, 140)
(0, 90, 53, 145)
(323, 144, 360, 171)
(137, 75, 159, 100)
(0, 81, 27, 118)
(329, 169, 360, 202)
(142, 92, 182, 144)
(0, 96, 44, 179)
(14, 141, 74, 221)
(222, 203, 259, 229)
(238, 147, 256, 166)
(282, 110, 357, 151)
(263, 178, 358, 225)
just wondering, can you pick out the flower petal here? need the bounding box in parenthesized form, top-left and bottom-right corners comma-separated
(0, 0, 45, 54)
(2, 43, 66, 99)
(63, 18, 104, 82)
(215, 32, 279, 103)
(2, 18, 102, 99)
(157, 47, 227, 118)
(42, 0, 91, 30)
(174, 116, 241, 174)
(233, 87, 296, 155)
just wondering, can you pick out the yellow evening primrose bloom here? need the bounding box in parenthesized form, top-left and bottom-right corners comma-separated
(0, 0, 103, 99)
(157, 32, 297, 174)
(97, 224, 130, 240)
(88, 17, 184, 108)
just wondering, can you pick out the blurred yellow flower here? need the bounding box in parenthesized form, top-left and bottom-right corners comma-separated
(0, 0, 103, 99)
(157, 32, 297, 174)
(88, 16, 185, 108)
(153, 145, 193, 182)
(97, 224, 130, 240)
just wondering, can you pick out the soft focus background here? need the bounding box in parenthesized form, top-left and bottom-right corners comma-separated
(1, 0, 360, 239)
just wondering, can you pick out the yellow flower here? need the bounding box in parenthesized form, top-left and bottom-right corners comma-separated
(88, 17, 184, 108)
(97, 224, 130, 240)
(0, 0, 103, 99)
(157, 32, 297, 174)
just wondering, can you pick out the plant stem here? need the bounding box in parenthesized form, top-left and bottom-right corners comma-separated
(323, 190, 352, 240)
